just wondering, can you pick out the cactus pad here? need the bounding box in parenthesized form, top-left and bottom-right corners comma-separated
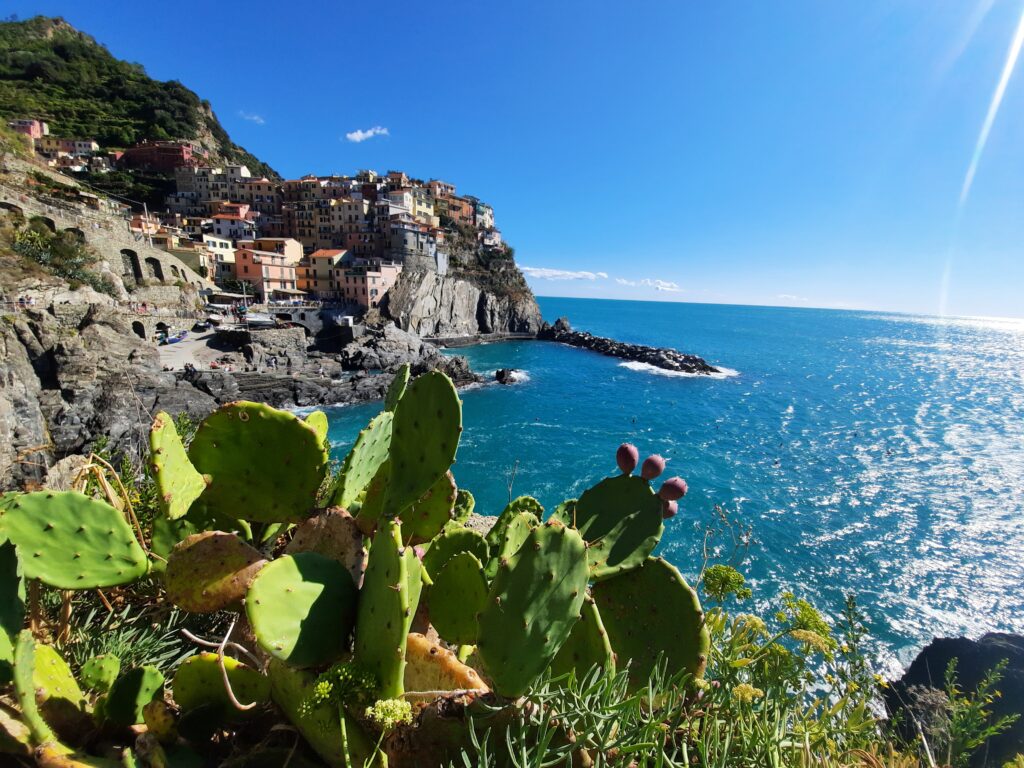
(484, 496, 542, 559)
(429, 551, 487, 646)
(165, 532, 266, 613)
(549, 596, 615, 679)
(477, 522, 590, 698)
(34, 643, 90, 739)
(81, 654, 121, 693)
(105, 666, 165, 726)
(149, 411, 209, 521)
(285, 508, 366, 586)
(189, 401, 328, 524)
(171, 653, 270, 714)
(0, 491, 149, 589)
(451, 489, 475, 524)
(267, 660, 373, 768)
(385, 371, 462, 515)
(354, 520, 420, 698)
(142, 699, 177, 744)
(0, 538, 24, 677)
(330, 410, 393, 511)
(421, 526, 488, 579)
(304, 410, 330, 446)
(13, 631, 58, 747)
(404, 633, 489, 702)
(245, 552, 356, 667)
(384, 363, 411, 412)
(552, 474, 663, 581)
(591, 557, 709, 690)
(484, 510, 536, 581)
(402, 471, 456, 544)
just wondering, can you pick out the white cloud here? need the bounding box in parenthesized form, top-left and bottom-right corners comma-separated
(238, 111, 265, 125)
(345, 126, 390, 143)
(776, 293, 809, 302)
(615, 277, 682, 292)
(521, 266, 609, 281)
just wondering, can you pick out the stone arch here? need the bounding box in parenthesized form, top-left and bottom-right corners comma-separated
(144, 257, 165, 282)
(131, 321, 146, 339)
(30, 215, 56, 232)
(64, 227, 85, 242)
(155, 321, 169, 332)
(169, 264, 181, 279)
(121, 249, 143, 283)
(0, 201, 24, 219)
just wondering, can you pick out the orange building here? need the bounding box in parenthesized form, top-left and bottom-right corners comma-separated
(234, 247, 303, 302)
(297, 249, 347, 299)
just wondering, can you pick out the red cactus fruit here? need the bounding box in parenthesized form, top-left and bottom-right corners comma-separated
(640, 454, 666, 480)
(658, 477, 688, 501)
(616, 443, 639, 475)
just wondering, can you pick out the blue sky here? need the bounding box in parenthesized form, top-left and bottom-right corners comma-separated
(10, 1, 1024, 317)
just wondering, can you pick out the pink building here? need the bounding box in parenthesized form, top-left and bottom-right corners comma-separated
(8, 119, 48, 140)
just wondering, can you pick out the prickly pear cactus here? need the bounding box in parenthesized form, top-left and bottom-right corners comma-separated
(591, 557, 709, 690)
(245, 552, 357, 667)
(0, 537, 24, 678)
(171, 653, 270, 715)
(385, 371, 462, 515)
(330, 410, 393, 511)
(384, 363, 411, 412)
(267, 660, 374, 768)
(484, 510, 536, 581)
(429, 551, 487, 646)
(165, 532, 267, 613)
(404, 633, 489, 701)
(188, 401, 328, 524)
(81, 654, 121, 694)
(549, 596, 615, 679)
(477, 522, 590, 698)
(421, 526, 488, 579)
(451, 489, 475, 525)
(142, 699, 177, 744)
(149, 411, 209, 521)
(0, 491, 149, 589)
(402, 471, 457, 544)
(33, 643, 89, 738)
(484, 496, 542, 560)
(552, 475, 663, 581)
(285, 508, 366, 587)
(354, 520, 420, 698)
(13, 631, 59, 748)
(304, 410, 330, 446)
(104, 666, 165, 727)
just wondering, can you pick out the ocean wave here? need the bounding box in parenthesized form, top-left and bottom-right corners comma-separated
(618, 361, 740, 379)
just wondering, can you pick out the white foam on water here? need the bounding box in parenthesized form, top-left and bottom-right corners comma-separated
(618, 361, 740, 379)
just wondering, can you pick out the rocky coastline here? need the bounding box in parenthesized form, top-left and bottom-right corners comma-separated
(537, 316, 722, 375)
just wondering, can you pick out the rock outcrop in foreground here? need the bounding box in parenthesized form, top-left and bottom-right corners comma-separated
(382, 267, 542, 339)
(885, 633, 1024, 767)
(538, 317, 721, 375)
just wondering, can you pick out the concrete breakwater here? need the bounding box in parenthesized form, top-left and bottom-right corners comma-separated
(537, 317, 721, 375)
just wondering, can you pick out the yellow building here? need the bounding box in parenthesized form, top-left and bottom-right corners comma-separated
(297, 249, 347, 299)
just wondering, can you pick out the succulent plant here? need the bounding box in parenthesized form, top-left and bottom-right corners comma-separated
(477, 522, 590, 698)
(0, 491, 149, 589)
(401, 470, 457, 544)
(658, 476, 687, 501)
(549, 596, 615, 680)
(149, 411, 209, 521)
(451, 488, 475, 524)
(188, 401, 328, 524)
(551, 474, 663, 582)
(104, 666, 165, 727)
(484, 510, 536, 581)
(304, 410, 330, 446)
(245, 552, 357, 668)
(428, 551, 488, 646)
(591, 556, 709, 690)
(330, 410, 393, 511)
(640, 454, 666, 480)
(171, 653, 270, 716)
(384, 363, 411, 412)
(165, 531, 266, 613)
(421, 526, 488, 579)
(80, 654, 121, 694)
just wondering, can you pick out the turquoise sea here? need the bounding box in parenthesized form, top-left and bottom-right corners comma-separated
(324, 297, 1024, 671)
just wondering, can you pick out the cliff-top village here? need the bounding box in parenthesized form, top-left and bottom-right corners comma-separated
(7, 119, 506, 307)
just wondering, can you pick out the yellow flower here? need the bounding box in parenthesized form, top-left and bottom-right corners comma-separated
(731, 683, 765, 704)
(736, 614, 768, 637)
(790, 629, 831, 654)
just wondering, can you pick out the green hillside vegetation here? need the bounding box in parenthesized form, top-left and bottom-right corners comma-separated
(0, 15, 276, 178)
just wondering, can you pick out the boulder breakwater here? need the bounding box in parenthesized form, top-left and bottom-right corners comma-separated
(537, 317, 721, 375)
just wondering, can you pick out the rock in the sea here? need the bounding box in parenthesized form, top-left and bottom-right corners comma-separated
(537, 318, 720, 375)
(885, 633, 1024, 767)
(495, 368, 515, 384)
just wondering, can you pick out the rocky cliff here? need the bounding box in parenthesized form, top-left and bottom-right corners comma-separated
(382, 267, 543, 338)
(0, 299, 479, 490)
